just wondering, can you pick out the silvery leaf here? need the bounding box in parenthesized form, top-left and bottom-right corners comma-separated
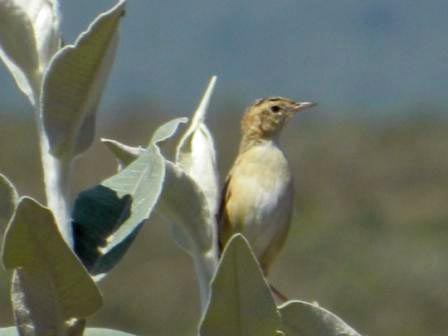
(42, 0, 125, 158)
(2, 197, 102, 335)
(199, 234, 281, 336)
(279, 300, 362, 336)
(0, 0, 60, 104)
(176, 76, 219, 217)
(159, 161, 218, 311)
(101, 138, 145, 170)
(0, 173, 18, 236)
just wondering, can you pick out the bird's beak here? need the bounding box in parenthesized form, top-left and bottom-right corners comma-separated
(293, 101, 317, 112)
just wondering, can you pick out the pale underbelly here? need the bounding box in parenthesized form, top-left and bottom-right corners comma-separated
(240, 183, 293, 258)
(225, 141, 294, 259)
(227, 175, 293, 259)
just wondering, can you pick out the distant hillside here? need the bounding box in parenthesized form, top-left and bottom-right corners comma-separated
(0, 105, 447, 335)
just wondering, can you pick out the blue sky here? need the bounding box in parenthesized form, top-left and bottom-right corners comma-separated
(1, 0, 447, 116)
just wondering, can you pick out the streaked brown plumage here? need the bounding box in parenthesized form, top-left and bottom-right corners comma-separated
(218, 97, 315, 275)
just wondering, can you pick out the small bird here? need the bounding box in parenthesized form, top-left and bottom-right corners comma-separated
(218, 97, 315, 275)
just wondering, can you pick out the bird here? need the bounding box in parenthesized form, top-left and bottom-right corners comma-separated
(218, 97, 316, 276)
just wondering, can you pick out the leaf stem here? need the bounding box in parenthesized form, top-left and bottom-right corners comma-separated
(35, 96, 73, 248)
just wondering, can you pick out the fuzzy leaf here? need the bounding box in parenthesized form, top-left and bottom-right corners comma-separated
(73, 147, 164, 277)
(101, 118, 188, 171)
(2, 197, 102, 335)
(162, 162, 213, 252)
(0, 0, 38, 102)
(0, 0, 59, 104)
(20, 0, 61, 69)
(0, 327, 19, 335)
(176, 76, 219, 216)
(279, 300, 362, 336)
(159, 161, 218, 310)
(101, 138, 144, 170)
(150, 117, 188, 145)
(42, 0, 125, 158)
(83, 328, 138, 336)
(0, 0, 60, 104)
(0, 173, 18, 235)
(200, 234, 281, 336)
(169, 78, 220, 310)
(74, 118, 186, 277)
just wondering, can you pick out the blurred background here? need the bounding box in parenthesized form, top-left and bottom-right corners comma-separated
(1, 0, 447, 335)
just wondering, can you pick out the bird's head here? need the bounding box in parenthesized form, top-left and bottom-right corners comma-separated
(241, 97, 316, 140)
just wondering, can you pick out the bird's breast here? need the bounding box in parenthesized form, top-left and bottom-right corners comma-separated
(225, 142, 293, 257)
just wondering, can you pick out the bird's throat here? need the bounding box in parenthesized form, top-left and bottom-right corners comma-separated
(239, 133, 280, 154)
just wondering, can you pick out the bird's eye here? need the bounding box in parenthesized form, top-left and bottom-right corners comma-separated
(271, 105, 281, 113)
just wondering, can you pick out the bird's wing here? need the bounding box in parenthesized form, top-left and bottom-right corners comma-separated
(216, 171, 233, 255)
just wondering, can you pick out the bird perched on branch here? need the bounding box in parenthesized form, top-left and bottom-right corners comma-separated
(218, 97, 315, 276)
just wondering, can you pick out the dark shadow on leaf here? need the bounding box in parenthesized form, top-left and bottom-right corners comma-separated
(73, 185, 142, 276)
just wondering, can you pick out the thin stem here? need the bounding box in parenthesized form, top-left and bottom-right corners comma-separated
(39, 136, 73, 247)
(33, 90, 73, 248)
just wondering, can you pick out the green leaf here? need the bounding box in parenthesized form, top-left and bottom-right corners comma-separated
(0, 173, 18, 236)
(73, 147, 164, 277)
(279, 300, 362, 336)
(199, 234, 281, 336)
(42, 0, 126, 158)
(83, 328, 138, 336)
(2, 197, 102, 335)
